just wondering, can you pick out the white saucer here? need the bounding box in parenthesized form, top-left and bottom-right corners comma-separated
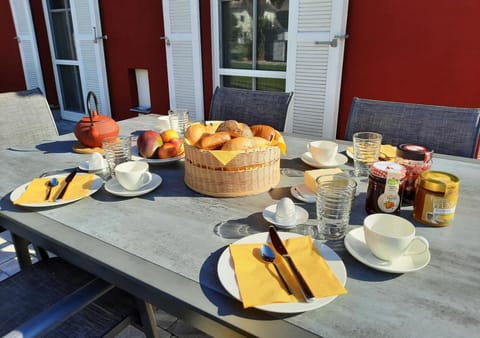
(290, 184, 316, 203)
(344, 227, 431, 273)
(262, 203, 309, 229)
(105, 173, 162, 197)
(78, 160, 108, 172)
(301, 152, 348, 168)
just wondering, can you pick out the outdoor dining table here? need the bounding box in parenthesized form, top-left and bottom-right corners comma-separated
(0, 114, 479, 337)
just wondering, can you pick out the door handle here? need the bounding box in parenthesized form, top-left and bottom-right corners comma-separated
(314, 34, 349, 48)
(160, 36, 170, 46)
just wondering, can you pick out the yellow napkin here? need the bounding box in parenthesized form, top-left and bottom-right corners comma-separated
(209, 150, 244, 165)
(229, 236, 347, 308)
(14, 174, 96, 204)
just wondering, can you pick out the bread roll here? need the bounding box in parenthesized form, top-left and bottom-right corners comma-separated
(198, 131, 231, 150)
(220, 136, 268, 151)
(251, 124, 276, 141)
(185, 123, 206, 145)
(216, 120, 253, 138)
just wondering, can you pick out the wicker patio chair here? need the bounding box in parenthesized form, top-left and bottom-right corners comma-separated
(0, 88, 60, 261)
(0, 257, 145, 337)
(209, 86, 293, 131)
(344, 97, 480, 158)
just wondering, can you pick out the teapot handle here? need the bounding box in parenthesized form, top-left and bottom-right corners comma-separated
(86, 91, 99, 126)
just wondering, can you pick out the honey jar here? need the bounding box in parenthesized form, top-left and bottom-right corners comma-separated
(366, 162, 406, 215)
(395, 144, 433, 206)
(413, 171, 460, 226)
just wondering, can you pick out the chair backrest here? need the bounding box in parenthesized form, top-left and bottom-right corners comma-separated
(209, 87, 293, 131)
(344, 97, 480, 158)
(0, 88, 58, 148)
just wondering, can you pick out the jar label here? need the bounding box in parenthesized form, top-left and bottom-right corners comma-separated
(377, 170, 402, 213)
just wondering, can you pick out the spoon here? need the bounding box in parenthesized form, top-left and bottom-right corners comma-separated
(45, 177, 59, 200)
(260, 244, 292, 294)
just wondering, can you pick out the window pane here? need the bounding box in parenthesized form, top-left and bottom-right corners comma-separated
(221, 1, 252, 69)
(222, 75, 285, 92)
(220, 0, 288, 72)
(57, 65, 84, 113)
(49, 0, 77, 60)
(256, 0, 288, 71)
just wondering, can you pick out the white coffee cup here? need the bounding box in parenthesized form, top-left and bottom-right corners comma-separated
(363, 214, 429, 261)
(307, 140, 338, 164)
(114, 161, 153, 191)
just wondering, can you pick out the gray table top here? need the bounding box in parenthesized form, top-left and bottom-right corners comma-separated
(1, 114, 479, 337)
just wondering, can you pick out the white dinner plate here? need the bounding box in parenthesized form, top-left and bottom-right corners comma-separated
(344, 227, 431, 273)
(131, 145, 185, 165)
(217, 232, 347, 313)
(10, 173, 103, 207)
(301, 152, 348, 168)
(290, 184, 316, 203)
(262, 203, 309, 229)
(104, 173, 162, 197)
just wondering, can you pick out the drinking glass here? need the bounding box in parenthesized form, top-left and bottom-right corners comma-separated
(102, 136, 132, 177)
(353, 132, 382, 177)
(316, 174, 357, 240)
(168, 109, 189, 138)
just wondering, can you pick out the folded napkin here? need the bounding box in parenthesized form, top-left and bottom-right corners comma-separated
(229, 236, 347, 308)
(14, 174, 96, 204)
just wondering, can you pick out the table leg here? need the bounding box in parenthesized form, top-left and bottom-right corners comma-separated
(136, 299, 159, 338)
(11, 233, 32, 269)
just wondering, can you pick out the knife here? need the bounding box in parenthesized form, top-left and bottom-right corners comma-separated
(54, 169, 77, 201)
(268, 225, 316, 303)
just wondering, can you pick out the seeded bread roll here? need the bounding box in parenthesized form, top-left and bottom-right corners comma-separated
(216, 120, 253, 138)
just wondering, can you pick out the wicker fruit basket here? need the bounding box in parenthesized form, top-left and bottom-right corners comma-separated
(184, 143, 280, 197)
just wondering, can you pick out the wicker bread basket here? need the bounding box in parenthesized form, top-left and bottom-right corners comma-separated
(184, 143, 280, 197)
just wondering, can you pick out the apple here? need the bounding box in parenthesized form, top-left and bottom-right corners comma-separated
(169, 138, 184, 156)
(161, 129, 180, 143)
(157, 142, 178, 159)
(137, 130, 163, 158)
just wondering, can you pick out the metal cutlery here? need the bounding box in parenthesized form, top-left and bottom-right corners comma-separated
(260, 244, 293, 294)
(268, 225, 316, 303)
(53, 169, 77, 201)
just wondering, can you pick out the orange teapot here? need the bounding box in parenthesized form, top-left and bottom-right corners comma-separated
(74, 91, 119, 148)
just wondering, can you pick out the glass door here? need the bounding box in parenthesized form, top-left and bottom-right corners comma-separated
(45, 0, 85, 118)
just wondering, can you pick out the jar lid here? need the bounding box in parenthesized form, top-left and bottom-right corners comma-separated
(418, 171, 460, 193)
(370, 162, 406, 178)
(396, 144, 433, 161)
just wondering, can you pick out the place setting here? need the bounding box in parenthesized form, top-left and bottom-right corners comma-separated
(10, 169, 104, 208)
(217, 225, 347, 313)
(301, 140, 348, 168)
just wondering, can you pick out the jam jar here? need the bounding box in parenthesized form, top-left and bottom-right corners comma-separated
(395, 144, 433, 205)
(413, 171, 460, 226)
(366, 162, 407, 215)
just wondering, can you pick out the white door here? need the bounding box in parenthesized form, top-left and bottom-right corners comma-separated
(9, 0, 45, 93)
(42, 0, 111, 121)
(285, 0, 349, 139)
(162, 0, 204, 121)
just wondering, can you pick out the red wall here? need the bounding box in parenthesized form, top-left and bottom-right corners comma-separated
(0, 1, 26, 93)
(99, 0, 169, 120)
(338, 0, 480, 139)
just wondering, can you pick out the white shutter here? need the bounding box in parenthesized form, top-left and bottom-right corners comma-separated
(71, 0, 111, 116)
(285, 0, 349, 139)
(9, 0, 45, 93)
(162, 0, 204, 121)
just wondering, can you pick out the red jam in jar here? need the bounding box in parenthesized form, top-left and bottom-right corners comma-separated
(395, 144, 433, 205)
(366, 162, 407, 215)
